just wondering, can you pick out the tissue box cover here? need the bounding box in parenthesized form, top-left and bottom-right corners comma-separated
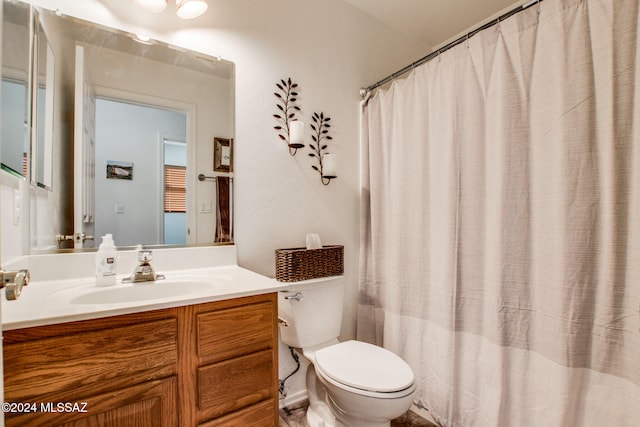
(275, 245, 344, 282)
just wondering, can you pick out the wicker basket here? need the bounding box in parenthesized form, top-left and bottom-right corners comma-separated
(275, 245, 344, 282)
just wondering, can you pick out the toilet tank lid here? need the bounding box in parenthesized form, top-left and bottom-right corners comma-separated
(314, 340, 414, 393)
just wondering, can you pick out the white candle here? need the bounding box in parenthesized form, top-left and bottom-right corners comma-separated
(221, 145, 231, 166)
(289, 120, 305, 146)
(322, 153, 337, 177)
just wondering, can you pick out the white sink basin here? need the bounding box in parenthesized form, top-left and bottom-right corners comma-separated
(47, 275, 232, 305)
(71, 280, 215, 305)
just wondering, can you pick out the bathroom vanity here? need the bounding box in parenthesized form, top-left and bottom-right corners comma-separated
(1, 247, 285, 427)
(3, 293, 277, 426)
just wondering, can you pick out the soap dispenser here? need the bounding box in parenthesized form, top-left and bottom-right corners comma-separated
(96, 234, 117, 286)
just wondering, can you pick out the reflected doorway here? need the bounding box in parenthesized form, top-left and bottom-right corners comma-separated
(94, 97, 187, 247)
(162, 138, 187, 245)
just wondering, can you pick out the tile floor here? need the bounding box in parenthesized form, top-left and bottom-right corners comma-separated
(279, 400, 439, 427)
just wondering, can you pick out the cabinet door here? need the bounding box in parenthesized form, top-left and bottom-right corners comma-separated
(186, 294, 279, 426)
(198, 349, 274, 420)
(6, 376, 177, 427)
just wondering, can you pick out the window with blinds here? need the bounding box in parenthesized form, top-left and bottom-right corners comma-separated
(164, 165, 186, 213)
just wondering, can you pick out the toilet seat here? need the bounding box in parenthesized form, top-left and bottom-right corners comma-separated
(314, 340, 415, 398)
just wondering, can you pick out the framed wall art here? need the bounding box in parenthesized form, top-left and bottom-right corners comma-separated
(106, 160, 133, 180)
(214, 137, 233, 172)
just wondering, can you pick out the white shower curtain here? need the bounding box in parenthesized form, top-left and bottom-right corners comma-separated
(358, 0, 640, 426)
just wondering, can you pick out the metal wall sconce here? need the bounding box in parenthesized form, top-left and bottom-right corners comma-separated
(273, 80, 336, 185)
(274, 78, 303, 155)
(308, 112, 337, 185)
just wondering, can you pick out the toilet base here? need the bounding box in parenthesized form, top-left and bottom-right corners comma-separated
(332, 405, 391, 427)
(304, 359, 413, 427)
(316, 360, 416, 427)
(326, 393, 392, 427)
(306, 364, 335, 427)
(307, 404, 334, 427)
(335, 417, 391, 427)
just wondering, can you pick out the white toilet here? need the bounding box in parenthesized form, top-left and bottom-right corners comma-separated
(278, 278, 416, 427)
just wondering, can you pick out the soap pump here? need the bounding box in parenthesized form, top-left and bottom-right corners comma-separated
(96, 234, 117, 286)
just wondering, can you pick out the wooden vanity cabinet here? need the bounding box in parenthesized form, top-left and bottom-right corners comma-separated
(3, 293, 279, 427)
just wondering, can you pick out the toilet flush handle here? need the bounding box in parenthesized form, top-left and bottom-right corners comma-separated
(284, 292, 304, 302)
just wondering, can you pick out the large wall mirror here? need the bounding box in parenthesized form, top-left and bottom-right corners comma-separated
(1, 0, 235, 253)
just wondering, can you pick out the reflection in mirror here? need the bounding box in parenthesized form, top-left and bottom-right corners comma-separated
(94, 97, 187, 247)
(34, 19, 55, 190)
(8, 2, 235, 252)
(1, 0, 30, 179)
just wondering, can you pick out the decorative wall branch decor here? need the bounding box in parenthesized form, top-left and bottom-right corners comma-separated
(273, 78, 303, 155)
(308, 112, 337, 185)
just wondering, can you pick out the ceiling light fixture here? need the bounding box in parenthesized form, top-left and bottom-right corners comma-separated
(134, 0, 167, 13)
(176, 0, 208, 19)
(134, 0, 208, 19)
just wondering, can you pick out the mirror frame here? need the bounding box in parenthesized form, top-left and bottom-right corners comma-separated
(31, 14, 55, 190)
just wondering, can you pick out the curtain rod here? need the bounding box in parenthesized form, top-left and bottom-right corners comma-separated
(360, 0, 542, 96)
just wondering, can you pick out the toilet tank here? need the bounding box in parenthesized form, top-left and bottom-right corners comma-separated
(278, 277, 344, 348)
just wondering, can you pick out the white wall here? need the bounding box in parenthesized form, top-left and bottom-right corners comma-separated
(15, 0, 426, 405)
(0, 173, 28, 264)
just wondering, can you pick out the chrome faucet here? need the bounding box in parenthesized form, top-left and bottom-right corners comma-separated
(124, 248, 165, 283)
(0, 269, 30, 300)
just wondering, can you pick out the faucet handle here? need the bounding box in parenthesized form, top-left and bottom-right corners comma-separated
(138, 250, 153, 263)
(1, 269, 30, 300)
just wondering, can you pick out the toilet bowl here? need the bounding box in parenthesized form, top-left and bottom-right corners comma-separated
(278, 278, 416, 427)
(312, 340, 416, 427)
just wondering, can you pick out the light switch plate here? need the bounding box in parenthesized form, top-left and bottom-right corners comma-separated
(200, 201, 212, 213)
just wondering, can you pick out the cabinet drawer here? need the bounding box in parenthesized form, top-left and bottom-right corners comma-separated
(200, 398, 277, 427)
(197, 301, 274, 363)
(198, 349, 274, 419)
(4, 318, 178, 403)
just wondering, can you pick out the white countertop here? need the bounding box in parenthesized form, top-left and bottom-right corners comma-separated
(2, 266, 343, 330)
(2, 245, 343, 331)
(2, 265, 288, 330)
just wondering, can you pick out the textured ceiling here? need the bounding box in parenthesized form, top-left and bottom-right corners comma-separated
(343, 0, 524, 50)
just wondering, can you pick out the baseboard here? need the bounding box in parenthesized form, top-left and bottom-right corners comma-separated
(279, 390, 308, 409)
